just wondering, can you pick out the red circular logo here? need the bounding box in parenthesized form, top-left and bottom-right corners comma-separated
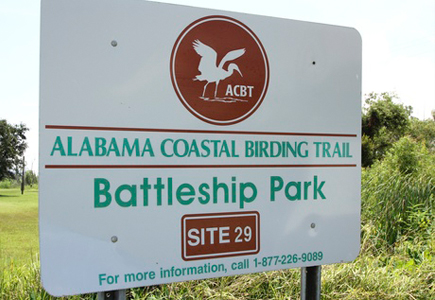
(171, 16, 269, 125)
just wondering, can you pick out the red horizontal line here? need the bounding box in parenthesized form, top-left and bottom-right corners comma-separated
(45, 125, 357, 137)
(45, 164, 357, 169)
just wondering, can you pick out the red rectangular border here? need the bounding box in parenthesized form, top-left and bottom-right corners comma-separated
(181, 211, 260, 261)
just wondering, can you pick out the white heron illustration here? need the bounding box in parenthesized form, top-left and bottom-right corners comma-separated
(193, 40, 245, 99)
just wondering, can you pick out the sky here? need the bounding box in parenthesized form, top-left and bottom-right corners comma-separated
(1, 0, 434, 173)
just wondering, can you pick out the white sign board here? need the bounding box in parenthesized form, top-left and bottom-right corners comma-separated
(39, 0, 362, 296)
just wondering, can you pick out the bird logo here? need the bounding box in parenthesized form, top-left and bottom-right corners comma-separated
(170, 15, 269, 125)
(192, 40, 245, 101)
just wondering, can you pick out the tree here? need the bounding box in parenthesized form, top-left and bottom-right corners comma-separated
(361, 92, 412, 167)
(408, 117, 435, 152)
(25, 170, 38, 187)
(0, 119, 28, 181)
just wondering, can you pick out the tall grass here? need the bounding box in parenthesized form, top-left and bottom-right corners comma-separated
(1, 240, 433, 300)
(362, 136, 434, 245)
(362, 171, 434, 245)
(0, 257, 47, 300)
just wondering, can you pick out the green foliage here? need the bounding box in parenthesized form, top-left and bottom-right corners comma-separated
(25, 170, 38, 187)
(361, 92, 435, 167)
(362, 137, 434, 245)
(0, 180, 12, 189)
(362, 92, 412, 139)
(361, 135, 375, 168)
(408, 117, 435, 152)
(383, 136, 433, 175)
(362, 92, 412, 167)
(0, 120, 28, 181)
(0, 178, 36, 189)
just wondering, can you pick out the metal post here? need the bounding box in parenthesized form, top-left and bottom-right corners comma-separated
(301, 266, 321, 300)
(97, 289, 127, 300)
(21, 156, 25, 194)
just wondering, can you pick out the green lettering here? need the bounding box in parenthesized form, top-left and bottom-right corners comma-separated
(270, 141, 281, 158)
(141, 139, 155, 157)
(200, 140, 211, 157)
(314, 142, 322, 157)
(240, 182, 257, 209)
(298, 141, 309, 158)
(94, 178, 111, 208)
(122, 138, 140, 156)
(213, 177, 229, 204)
(231, 140, 239, 157)
(218, 140, 230, 157)
(161, 139, 173, 157)
(95, 138, 107, 156)
(79, 137, 94, 156)
(174, 139, 188, 157)
(140, 178, 151, 206)
(176, 183, 195, 205)
(154, 178, 165, 205)
(67, 136, 77, 156)
(115, 184, 137, 207)
(322, 142, 331, 157)
(314, 176, 326, 199)
(245, 141, 254, 157)
(270, 176, 283, 201)
(332, 142, 342, 157)
(107, 138, 120, 156)
(198, 183, 210, 204)
(304, 181, 312, 199)
(188, 140, 200, 157)
(285, 181, 301, 201)
(50, 136, 66, 156)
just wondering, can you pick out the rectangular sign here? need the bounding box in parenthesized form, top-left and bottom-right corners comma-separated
(39, 0, 362, 296)
(182, 211, 260, 260)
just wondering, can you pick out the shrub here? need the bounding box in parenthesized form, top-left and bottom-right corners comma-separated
(0, 180, 12, 189)
(362, 137, 434, 245)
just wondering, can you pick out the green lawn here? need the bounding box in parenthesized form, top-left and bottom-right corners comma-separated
(0, 187, 39, 267)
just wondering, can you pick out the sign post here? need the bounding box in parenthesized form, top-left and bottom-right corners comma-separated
(97, 290, 126, 300)
(40, 0, 361, 296)
(301, 266, 322, 300)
